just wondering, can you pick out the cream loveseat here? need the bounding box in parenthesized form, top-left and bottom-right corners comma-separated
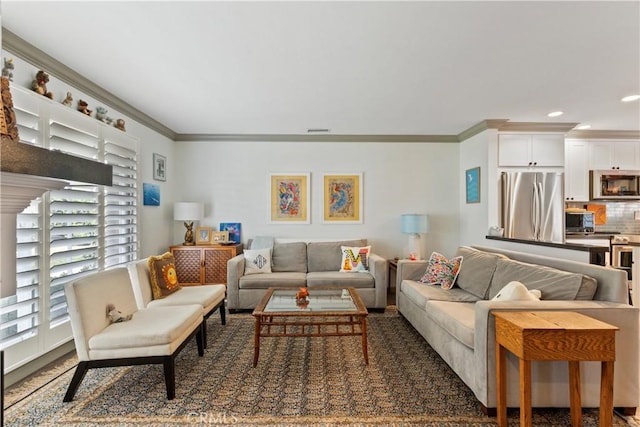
(227, 239, 388, 310)
(396, 245, 639, 414)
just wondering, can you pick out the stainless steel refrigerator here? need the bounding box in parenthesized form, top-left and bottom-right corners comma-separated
(501, 171, 564, 243)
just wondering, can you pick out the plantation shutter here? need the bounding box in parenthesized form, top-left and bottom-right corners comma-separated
(48, 110, 101, 325)
(103, 129, 138, 268)
(0, 200, 41, 347)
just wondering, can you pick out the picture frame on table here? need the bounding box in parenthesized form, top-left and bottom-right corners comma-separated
(153, 153, 166, 181)
(211, 231, 229, 243)
(195, 227, 213, 245)
(220, 223, 241, 243)
(322, 173, 363, 224)
(269, 173, 310, 224)
(465, 167, 480, 204)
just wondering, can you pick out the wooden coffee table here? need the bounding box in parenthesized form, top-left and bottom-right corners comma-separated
(252, 287, 369, 367)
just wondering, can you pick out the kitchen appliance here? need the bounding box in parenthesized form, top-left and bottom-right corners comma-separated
(501, 171, 564, 243)
(565, 211, 595, 234)
(590, 170, 640, 200)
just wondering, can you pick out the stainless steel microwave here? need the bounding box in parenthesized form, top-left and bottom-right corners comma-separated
(589, 170, 640, 200)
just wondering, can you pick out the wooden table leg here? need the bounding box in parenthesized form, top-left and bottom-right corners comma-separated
(520, 358, 532, 427)
(496, 343, 508, 427)
(361, 317, 369, 365)
(569, 361, 582, 427)
(600, 361, 614, 427)
(253, 316, 261, 367)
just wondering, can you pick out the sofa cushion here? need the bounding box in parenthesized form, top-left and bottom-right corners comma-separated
(402, 280, 481, 308)
(424, 301, 476, 349)
(307, 271, 374, 289)
(147, 284, 226, 312)
(307, 240, 367, 272)
(239, 272, 307, 289)
(244, 248, 272, 275)
(89, 304, 202, 350)
(454, 246, 505, 299)
(340, 245, 371, 272)
(419, 252, 463, 289)
(488, 258, 598, 300)
(271, 242, 307, 273)
(148, 252, 181, 299)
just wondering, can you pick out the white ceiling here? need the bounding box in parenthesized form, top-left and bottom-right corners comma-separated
(2, 1, 639, 137)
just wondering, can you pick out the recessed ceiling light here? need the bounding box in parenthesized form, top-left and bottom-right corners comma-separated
(575, 124, 591, 130)
(547, 111, 564, 117)
(621, 94, 640, 102)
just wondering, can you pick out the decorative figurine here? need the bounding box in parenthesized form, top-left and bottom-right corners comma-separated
(296, 287, 309, 303)
(77, 99, 92, 116)
(105, 116, 114, 125)
(31, 70, 53, 99)
(61, 91, 73, 107)
(114, 118, 126, 132)
(95, 106, 108, 122)
(2, 58, 14, 81)
(106, 304, 132, 323)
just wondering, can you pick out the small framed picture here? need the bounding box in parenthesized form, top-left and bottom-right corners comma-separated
(195, 227, 213, 245)
(211, 231, 229, 243)
(153, 153, 166, 181)
(465, 167, 480, 204)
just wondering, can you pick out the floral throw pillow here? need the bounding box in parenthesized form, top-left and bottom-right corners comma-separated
(419, 252, 463, 290)
(340, 246, 371, 273)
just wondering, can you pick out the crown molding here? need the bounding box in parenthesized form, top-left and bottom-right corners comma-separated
(566, 130, 640, 139)
(2, 29, 176, 140)
(456, 119, 510, 142)
(174, 133, 460, 143)
(496, 122, 579, 133)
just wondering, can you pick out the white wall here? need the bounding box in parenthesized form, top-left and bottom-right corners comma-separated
(174, 140, 461, 259)
(458, 129, 500, 246)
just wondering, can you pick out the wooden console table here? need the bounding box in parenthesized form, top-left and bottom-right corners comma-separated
(494, 311, 618, 427)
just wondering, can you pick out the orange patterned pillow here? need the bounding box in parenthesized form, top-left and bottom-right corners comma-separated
(148, 252, 181, 299)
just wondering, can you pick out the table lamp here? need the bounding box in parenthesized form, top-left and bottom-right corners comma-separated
(401, 213, 429, 260)
(174, 202, 204, 245)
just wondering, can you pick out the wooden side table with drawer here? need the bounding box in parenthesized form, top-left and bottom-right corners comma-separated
(170, 244, 243, 285)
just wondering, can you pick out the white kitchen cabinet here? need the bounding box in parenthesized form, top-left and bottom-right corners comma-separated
(564, 140, 589, 201)
(498, 133, 565, 167)
(588, 140, 640, 170)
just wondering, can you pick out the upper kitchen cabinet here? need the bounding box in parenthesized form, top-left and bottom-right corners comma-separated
(498, 133, 565, 167)
(564, 140, 589, 201)
(588, 141, 640, 170)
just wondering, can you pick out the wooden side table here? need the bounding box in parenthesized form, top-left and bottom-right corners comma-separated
(494, 311, 618, 427)
(388, 259, 398, 289)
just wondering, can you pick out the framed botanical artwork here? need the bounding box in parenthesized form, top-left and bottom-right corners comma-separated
(153, 153, 166, 181)
(465, 167, 480, 204)
(142, 182, 160, 206)
(220, 222, 241, 243)
(269, 173, 310, 224)
(323, 173, 363, 224)
(211, 230, 229, 243)
(195, 227, 213, 245)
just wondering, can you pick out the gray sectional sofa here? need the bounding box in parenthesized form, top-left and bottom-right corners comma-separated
(396, 245, 639, 413)
(227, 239, 388, 310)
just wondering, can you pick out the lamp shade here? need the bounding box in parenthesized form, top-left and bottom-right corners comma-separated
(401, 214, 429, 234)
(174, 202, 204, 221)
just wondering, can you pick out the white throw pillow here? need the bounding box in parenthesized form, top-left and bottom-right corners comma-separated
(491, 281, 541, 301)
(244, 248, 272, 275)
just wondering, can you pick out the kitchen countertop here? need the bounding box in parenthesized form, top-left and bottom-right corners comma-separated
(486, 235, 610, 252)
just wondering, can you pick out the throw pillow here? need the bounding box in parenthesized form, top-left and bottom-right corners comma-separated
(419, 252, 463, 290)
(147, 252, 181, 299)
(340, 246, 371, 272)
(244, 248, 272, 275)
(491, 281, 541, 301)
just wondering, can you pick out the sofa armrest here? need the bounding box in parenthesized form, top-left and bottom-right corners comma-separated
(226, 254, 245, 309)
(397, 260, 427, 287)
(368, 253, 388, 308)
(474, 300, 640, 408)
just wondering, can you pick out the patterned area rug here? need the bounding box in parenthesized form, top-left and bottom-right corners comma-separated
(3, 310, 633, 426)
